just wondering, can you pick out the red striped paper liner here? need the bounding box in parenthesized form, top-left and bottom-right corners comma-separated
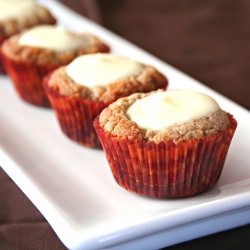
(43, 75, 109, 148)
(1, 53, 61, 107)
(0, 36, 7, 74)
(94, 114, 237, 198)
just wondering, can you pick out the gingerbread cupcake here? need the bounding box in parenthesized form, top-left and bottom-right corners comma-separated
(0, 0, 56, 73)
(43, 53, 168, 148)
(94, 90, 237, 198)
(1, 25, 109, 107)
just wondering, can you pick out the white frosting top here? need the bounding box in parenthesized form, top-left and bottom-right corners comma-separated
(18, 25, 84, 51)
(66, 53, 143, 86)
(127, 90, 220, 130)
(0, 0, 36, 21)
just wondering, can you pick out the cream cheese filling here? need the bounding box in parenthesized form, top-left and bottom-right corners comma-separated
(18, 25, 84, 51)
(127, 90, 220, 130)
(65, 53, 143, 86)
(0, 0, 36, 20)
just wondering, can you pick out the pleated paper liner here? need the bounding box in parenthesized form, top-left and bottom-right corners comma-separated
(1, 53, 61, 107)
(43, 75, 109, 148)
(94, 114, 237, 198)
(0, 36, 7, 74)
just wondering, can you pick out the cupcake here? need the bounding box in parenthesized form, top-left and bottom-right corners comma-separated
(94, 90, 237, 198)
(0, 0, 56, 73)
(43, 53, 168, 148)
(1, 25, 110, 107)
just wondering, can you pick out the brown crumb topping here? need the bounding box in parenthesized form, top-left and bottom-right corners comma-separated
(98, 91, 230, 143)
(1, 32, 109, 65)
(47, 65, 168, 103)
(0, 5, 56, 37)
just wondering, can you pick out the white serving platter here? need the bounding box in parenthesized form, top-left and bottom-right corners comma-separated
(0, 0, 250, 249)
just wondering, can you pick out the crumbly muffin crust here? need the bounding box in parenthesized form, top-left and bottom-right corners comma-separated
(0, 5, 56, 37)
(47, 65, 168, 103)
(98, 91, 230, 143)
(1, 32, 109, 65)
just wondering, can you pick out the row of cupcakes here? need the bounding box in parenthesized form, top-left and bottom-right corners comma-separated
(0, 0, 237, 199)
(0, 2, 168, 147)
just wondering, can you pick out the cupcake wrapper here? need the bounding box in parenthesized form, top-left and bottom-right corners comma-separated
(43, 75, 109, 148)
(1, 53, 59, 107)
(0, 57, 5, 74)
(94, 114, 237, 198)
(0, 36, 7, 74)
(0, 60, 5, 74)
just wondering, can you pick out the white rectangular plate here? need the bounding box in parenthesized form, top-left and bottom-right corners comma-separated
(1, 1, 250, 249)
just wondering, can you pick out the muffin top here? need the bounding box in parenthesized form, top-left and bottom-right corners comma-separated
(0, 0, 56, 37)
(98, 90, 230, 143)
(1, 25, 110, 65)
(47, 53, 168, 103)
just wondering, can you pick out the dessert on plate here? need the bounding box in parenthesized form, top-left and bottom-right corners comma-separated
(0, 0, 56, 73)
(43, 53, 168, 148)
(1, 25, 110, 107)
(94, 90, 237, 198)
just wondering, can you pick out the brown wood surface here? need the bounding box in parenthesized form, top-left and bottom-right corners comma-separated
(0, 0, 249, 249)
